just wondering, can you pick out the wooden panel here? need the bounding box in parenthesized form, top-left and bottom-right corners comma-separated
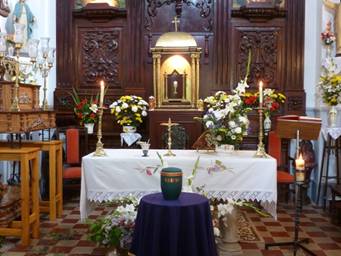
(149, 110, 203, 149)
(55, 0, 306, 148)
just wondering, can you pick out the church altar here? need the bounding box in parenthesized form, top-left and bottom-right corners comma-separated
(80, 149, 277, 220)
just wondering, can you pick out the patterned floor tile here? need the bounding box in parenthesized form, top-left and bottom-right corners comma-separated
(0, 200, 340, 255)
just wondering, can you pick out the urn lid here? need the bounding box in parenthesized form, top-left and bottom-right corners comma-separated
(161, 167, 182, 173)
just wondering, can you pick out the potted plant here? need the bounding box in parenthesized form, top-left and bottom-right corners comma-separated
(109, 95, 149, 133)
(70, 88, 99, 134)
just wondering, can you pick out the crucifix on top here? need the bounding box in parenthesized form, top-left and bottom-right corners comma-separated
(172, 16, 180, 32)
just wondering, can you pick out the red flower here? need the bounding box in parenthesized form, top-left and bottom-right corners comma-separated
(244, 96, 257, 105)
(270, 102, 280, 111)
(90, 113, 96, 119)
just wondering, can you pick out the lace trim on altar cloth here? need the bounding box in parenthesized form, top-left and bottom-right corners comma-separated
(87, 190, 277, 219)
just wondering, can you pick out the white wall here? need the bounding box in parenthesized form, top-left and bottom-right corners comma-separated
(0, 0, 56, 107)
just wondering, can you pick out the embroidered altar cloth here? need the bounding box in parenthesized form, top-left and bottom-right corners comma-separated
(80, 149, 277, 220)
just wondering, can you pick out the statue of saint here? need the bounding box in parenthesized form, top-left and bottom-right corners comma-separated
(323, 0, 341, 56)
(6, 0, 35, 44)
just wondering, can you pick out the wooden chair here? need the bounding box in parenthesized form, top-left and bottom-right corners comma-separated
(56, 127, 88, 190)
(268, 131, 295, 202)
(162, 125, 189, 149)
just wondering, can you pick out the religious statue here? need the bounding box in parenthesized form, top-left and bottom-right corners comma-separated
(6, 0, 35, 43)
(323, 0, 341, 56)
(0, 0, 10, 18)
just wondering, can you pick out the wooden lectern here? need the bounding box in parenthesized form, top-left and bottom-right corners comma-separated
(276, 115, 321, 141)
(267, 115, 321, 256)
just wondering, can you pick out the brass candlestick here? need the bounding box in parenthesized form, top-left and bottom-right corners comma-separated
(161, 118, 179, 157)
(10, 43, 23, 112)
(94, 107, 106, 157)
(254, 106, 268, 158)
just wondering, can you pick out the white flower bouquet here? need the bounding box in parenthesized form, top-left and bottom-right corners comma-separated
(88, 197, 138, 250)
(110, 95, 149, 127)
(203, 81, 251, 146)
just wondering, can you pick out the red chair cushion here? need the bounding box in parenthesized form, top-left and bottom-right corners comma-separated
(63, 166, 81, 179)
(66, 129, 79, 165)
(268, 131, 282, 165)
(277, 170, 294, 184)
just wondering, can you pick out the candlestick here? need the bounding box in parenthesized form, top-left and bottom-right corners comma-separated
(93, 106, 106, 157)
(259, 80, 263, 104)
(100, 80, 105, 108)
(254, 105, 268, 158)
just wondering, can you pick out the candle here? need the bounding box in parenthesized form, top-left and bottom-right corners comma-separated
(295, 154, 305, 182)
(100, 80, 105, 108)
(259, 81, 263, 104)
(295, 154, 305, 170)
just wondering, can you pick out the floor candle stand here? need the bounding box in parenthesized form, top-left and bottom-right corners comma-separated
(265, 179, 316, 256)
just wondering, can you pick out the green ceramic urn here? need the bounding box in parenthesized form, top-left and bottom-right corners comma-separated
(160, 167, 183, 200)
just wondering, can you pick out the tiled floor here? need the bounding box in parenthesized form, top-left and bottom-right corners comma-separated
(0, 199, 341, 256)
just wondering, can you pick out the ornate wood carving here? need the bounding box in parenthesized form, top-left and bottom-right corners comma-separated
(232, 6, 286, 21)
(287, 95, 305, 113)
(239, 30, 279, 88)
(80, 30, 121, 87)
(145, 0, 213, 32)
(73, 3, 127, 19)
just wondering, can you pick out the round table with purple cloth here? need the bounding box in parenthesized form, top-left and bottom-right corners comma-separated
(130, 192, 218, 256)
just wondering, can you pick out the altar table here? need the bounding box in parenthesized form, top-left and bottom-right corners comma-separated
(80, 149, 277, 220)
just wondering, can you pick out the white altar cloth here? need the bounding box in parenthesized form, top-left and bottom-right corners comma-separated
(80, 149, 277, 220)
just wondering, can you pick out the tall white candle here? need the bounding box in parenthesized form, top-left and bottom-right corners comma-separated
(100, 80, 105, 108)
(259, 81, 263, 104)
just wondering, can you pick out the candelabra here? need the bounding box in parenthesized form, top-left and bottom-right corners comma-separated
(254, 106, 268, 158)
(0, 24, 55, 112)
(161, 118, 179, 157)
(94, 107, 106, 157)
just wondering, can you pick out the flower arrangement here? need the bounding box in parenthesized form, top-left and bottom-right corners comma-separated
(321, 20, 336, 46)
(319, 68, 341, 106)
(88, 196, 138, 251)
(110, 95, 149, 127)
(202, 81, 252, 146)
(243, 89, 286, 117)
(70, 88, 99, 126)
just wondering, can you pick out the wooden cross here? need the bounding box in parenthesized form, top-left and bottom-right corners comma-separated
(172, 16, 180, 32)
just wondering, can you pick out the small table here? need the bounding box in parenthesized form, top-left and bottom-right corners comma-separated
(0, 140, 63, 221)
(130, 193, 217, 256)
(316, 127, 341, 209)
(0, 147, 40, 246)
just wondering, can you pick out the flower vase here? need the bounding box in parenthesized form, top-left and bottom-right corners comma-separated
(326, 45, 332, 59)
(106, 247, 129, 256)
(216, 207, 242, 256)
(329, 106, 338, 127)
(123, 126, 137, 133)
(84, 123, 95, 134)
(264, 114, 272, 134)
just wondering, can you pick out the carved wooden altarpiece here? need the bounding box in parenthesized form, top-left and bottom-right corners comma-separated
(55, 0, 305, 149)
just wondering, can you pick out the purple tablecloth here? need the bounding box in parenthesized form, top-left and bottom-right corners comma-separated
(130, 193, 218, 256)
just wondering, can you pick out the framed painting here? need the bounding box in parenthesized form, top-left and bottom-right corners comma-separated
(232, 0, 285, 9)
(74, 0, 126, 10)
